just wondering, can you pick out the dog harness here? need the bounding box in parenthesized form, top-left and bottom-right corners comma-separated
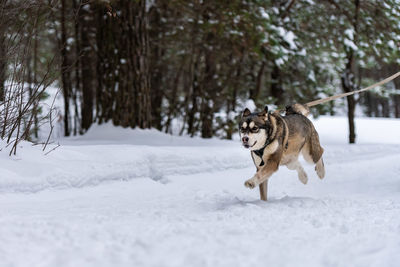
(252, 130, 272, 167)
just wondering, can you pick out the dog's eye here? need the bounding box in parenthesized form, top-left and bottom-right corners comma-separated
(252, 126, 259, 132)
(240, 127, 246, 132)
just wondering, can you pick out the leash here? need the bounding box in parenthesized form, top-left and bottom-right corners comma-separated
(304, 71, 400, 108)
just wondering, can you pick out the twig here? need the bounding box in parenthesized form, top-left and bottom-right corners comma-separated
(44, 143, 60, 156)
(43, 90, 59, 151)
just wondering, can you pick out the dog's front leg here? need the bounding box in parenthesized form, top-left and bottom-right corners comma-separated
(244, 160, 279, 189)
(259, 181, 268, 201)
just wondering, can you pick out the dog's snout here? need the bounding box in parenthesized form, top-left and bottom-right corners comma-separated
(242, 136, 249, 143)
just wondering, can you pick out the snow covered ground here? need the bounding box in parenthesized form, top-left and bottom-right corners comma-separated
(1, 116, 400, 267)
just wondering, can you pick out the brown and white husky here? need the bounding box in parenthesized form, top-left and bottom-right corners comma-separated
(239, 104, 325, 201)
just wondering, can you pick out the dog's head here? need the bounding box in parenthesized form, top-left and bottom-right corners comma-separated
(239, 106, 270, 150)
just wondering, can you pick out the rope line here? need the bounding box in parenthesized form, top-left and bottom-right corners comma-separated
(304, 71, 400, 108)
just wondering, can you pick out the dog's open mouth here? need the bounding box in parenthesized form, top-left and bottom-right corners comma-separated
(244, 141, 257, 149)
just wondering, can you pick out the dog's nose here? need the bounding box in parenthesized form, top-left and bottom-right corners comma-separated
(242, 136, 249, 143)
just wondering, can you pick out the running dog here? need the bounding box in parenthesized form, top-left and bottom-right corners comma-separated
(239, 104, 325, 201)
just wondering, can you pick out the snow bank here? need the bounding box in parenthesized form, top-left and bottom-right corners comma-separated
(0, 124, 249, 193)
(1, 116, 399, 193)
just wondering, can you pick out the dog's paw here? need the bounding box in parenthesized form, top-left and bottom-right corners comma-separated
(244, 179, 256, 189)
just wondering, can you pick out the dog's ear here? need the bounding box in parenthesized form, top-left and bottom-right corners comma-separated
(258, 106, 269, 116)
(242, 108, 251, 117)
(258, 106, 269, 121)
(266, 112, 271, 121)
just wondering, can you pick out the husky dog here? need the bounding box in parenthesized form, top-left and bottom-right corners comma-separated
(239, 104, 325, 201)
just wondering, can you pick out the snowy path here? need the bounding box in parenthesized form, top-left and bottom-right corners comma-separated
(1, 117, 400, 267)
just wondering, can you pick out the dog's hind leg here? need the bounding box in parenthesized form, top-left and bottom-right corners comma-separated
(259, 180, 268, 201)
(286, 159, 308, 184)
(302, 132, 325, 180)
(315, 158, 325, 179)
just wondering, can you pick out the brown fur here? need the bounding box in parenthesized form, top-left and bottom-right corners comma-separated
(240, 104, 325, 201)
(285, 103, 310, 116)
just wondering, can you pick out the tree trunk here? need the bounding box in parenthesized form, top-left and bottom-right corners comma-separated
(341, 67, 356, 144)
(148, 4, 165, 130)
(32, 19, 39, 138)
(364, 91, 372, 117)
(164, 64, 183, 134)
(394, 95, 400, 118)
(72, 0, 81, 135)
(95, 2, 115, 125)
(133, 0, 152, 128)
(200, 37, 217, 139)
(79, 1, 95, 133)
(341, 0, 360, 144)
(226, 52, 244, 139)
(381, 98, 390, 117)
(0, 22, 5, 102)
(26, 20, 39, 139)
(187, 54, 199, 137)
(60, 0, 71, 136)
(346, 94, 356, 143)
(392, 70, 400, 118)
(250, 61, 265, 102)
(92, 1, 151, 130)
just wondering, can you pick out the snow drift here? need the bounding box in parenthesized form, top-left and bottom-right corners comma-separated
(1, 116, 400, 267)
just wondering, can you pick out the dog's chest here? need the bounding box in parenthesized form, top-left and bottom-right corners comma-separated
(250, 140, 279, 168)
(251, 151, 264, 167)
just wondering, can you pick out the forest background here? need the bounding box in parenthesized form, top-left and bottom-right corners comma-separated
(1, 0, 399, 153)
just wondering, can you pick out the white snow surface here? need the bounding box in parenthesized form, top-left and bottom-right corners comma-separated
(1, 116, 400, 267)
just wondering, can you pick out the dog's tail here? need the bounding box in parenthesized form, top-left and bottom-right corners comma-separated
(285, 103, 310, 116)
